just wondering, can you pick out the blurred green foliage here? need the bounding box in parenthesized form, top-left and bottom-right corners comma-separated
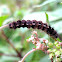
(0, 15, 9, 26)
(0, 0, 62, 62)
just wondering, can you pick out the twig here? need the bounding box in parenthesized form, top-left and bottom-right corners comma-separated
(19, 49, 38, 62)
(0, 24, 8, 30)
(1, 30, 22, 58)
(0, 53, 18, 57)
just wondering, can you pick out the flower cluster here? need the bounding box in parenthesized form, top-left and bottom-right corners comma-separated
(27, 31, 49, 52)
(47, 41, 62, 62)
(9, 20, 58, 38)
(26, 31, 62, 62)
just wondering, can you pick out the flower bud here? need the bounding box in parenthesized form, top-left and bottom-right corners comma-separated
(49, 53, 54, 59)
(48, 42, 53, 48)
(56, 44, 61, 49)
(55, 51, 61, 57)
(59, 42, 62, 47)
(47, 49, 52, 54)
(60, 48, 62, 54)
(56, 58, 61, 62)
(54, 42, 58, 46)
(52, 49, 57, 53)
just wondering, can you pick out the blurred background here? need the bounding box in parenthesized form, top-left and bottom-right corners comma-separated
(0, 0, 62, 62)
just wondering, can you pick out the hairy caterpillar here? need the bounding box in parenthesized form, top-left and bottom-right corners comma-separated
(9, 20, 59, 39)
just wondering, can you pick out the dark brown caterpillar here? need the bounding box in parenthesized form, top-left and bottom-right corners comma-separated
(9, 20, 58, 39)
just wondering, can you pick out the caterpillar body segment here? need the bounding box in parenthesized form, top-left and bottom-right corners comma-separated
(9, 20, 58, 39)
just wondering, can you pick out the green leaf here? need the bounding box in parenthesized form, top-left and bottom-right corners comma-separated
(33, 0, 57, 8)
(45, 12, 49, 24)
(0, 15, 9, 26)
(60, 2, 62, 4)
(57, 38, 62, 42)
(45, 12, 52, 41)
(39, 55, 51, 62)
(25, 51, 34, 62)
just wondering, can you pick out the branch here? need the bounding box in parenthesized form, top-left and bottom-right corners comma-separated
(19, 49, 38, 62)
(1, 30, 22, 58)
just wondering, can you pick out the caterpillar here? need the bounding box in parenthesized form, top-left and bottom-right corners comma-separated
(9, 20, 59, 39)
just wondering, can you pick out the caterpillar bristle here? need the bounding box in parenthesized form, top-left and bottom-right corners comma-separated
(9, 20, 59, 39)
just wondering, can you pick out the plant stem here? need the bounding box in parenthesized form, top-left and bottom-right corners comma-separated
(2, 30, 22, 58)
(0, 53, 18, 57)
(19, 49, 38, 62)
(0, 24, 8, 30)
(51, 59, 53, 62)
